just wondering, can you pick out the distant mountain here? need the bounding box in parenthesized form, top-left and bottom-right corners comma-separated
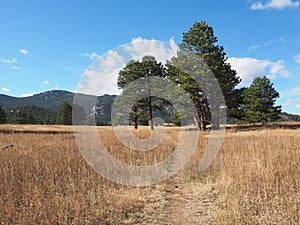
(0, 90, 117, 125)
(0, 90, 116, 112)
(0, 90, 74, 112)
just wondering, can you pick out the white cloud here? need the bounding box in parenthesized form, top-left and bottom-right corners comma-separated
(250, 0, 299, 10)
(248, 45, 261, 52)
(280, 98, 300, 111)
(282, 98, 299, 106)
(77, 49, 125, 95)
(43, 80, 50, 85)
(1, 87, 9, 93)
(294, 54, 300, 63)
(20, 49, 28, 55)
(227, 57, 291, 86)
(1, 57, 17, 64)
(269, 60, 290, 77)
(21, 92, 35, 97)
(81, 52, 100, 60)
(76, 38, 178, 96)
(277, 37, 287, 43)
(123, 37, 178, 63)
(248, 37, 286, 52)
(12, 66, 19, 70)
(99, 50, 125, 68)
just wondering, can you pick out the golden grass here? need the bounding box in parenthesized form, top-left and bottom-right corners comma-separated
(0, 131, 143, 224)
(185, 129, 300, 224)
(0, 124, 74, 132)
(0, 125, 299, 224)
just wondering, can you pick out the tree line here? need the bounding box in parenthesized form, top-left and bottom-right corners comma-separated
(0, 103, 84, 125)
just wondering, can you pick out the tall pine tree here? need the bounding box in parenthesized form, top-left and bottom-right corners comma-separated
(242, 76, 281, 123)
(168, 21, 240, 130)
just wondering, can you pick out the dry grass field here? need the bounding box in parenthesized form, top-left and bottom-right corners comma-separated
(0, 124, 299, 224)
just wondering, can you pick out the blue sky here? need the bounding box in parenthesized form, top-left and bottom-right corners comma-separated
(1, 0, 300, 114)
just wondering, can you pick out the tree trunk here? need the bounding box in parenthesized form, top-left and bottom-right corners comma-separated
(201, 119, 207, 131)
(201, 98, 210, 131)
(134, 116, 138, 129)
(211, 108, 220, 130)
(148, 97, 154, 130)
(211, 117, 220, 130)
(197, 108, 207, 131)
(132, 106, 138, 129)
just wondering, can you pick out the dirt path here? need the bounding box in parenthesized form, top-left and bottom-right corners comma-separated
(163, 179, 218, 224)
(133, 176, 219, 225)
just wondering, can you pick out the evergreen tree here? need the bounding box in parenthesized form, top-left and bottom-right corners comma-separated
(56, 102, 72, 125)
(15, 105, 56, 124)
(168, 21, 240, 130)
(72, 103, 85, 125)
(242, 76, 281, 123)
(117, 56, 166, 129)
(227, 88, 247, 122)
(14, 110, 34, 124)
(0, 105, 7, 124)
(173, 111, 182, 126)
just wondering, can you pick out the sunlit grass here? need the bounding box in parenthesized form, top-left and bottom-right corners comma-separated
(0, 125, 299, 224)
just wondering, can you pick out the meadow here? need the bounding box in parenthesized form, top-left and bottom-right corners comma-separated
(0, 125, 299, 224)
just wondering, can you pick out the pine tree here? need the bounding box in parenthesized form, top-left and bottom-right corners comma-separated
(117, 56, 166, 129)
(56, 102, 72, 125)
(0, 105, 7, 124)
(168, 21, 240, 130)
(14, 110, 32, 124)
(72, 104, 85, 125)
(242, 76, 281, 123)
